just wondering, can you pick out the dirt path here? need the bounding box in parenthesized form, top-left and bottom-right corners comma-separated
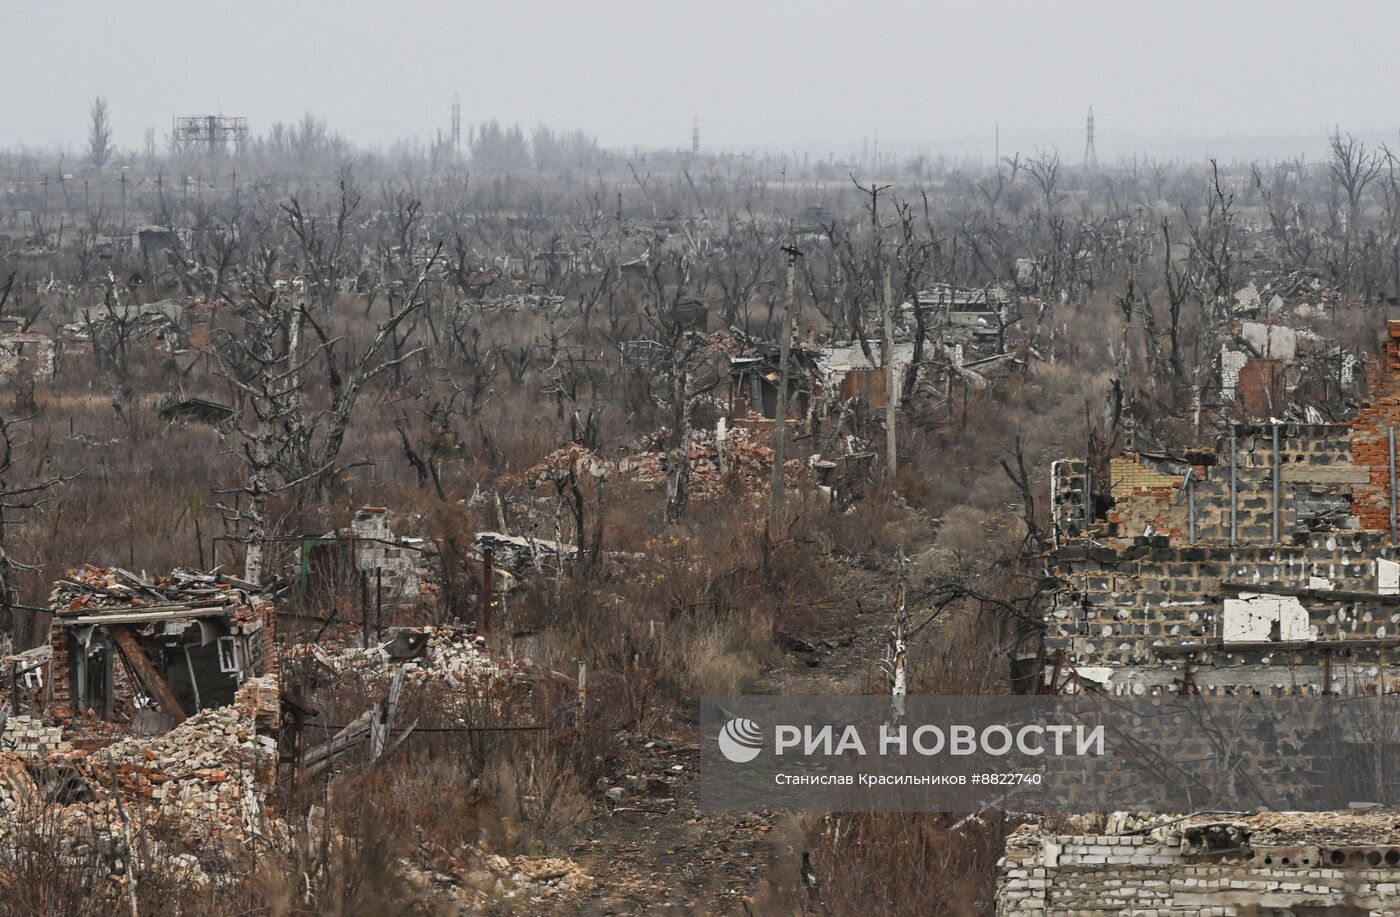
(568, 588, 894, 914)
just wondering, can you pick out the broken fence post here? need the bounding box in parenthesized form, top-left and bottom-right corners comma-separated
(577, 660, 587, 722)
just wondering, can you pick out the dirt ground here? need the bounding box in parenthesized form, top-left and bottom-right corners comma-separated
(568, 576, 894, 915)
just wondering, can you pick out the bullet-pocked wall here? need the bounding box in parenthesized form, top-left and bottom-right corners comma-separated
(1044, 321, 1400, 697)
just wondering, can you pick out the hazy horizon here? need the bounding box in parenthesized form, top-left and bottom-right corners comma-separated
(7, 0, 1399, 163)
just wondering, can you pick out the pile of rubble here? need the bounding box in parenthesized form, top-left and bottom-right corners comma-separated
(289, 625, 520, 695)
(0, 714, 67, 756)
(0, 677, 280, 865)
(403, 849, 595, 910)
(520, 423, 783, 497)
(476, 293, 567, 314)
(84, 680, 277, 846)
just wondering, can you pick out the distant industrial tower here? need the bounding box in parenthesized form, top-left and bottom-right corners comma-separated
(451, 92, 462, 154)
(692, 117, 700, 155)
(1083, 106, 1098, 169)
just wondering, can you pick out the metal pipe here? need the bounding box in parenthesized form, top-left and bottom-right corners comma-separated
(1389, 427, 1397, 545)
(1188, 475, 1196, 544)
(1084, 466, 1092, 532)
(1271, 423, 1281, 544)
(1229, 428, 1237, 545)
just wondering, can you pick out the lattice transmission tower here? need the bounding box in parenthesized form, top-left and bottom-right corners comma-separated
(1084, 106, 1098, 169)
(173, 115, 248, 181)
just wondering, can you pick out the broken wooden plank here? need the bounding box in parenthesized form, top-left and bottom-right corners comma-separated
(369, 717, 386, 761)
(376, 719, 418, 763)
(108, 626, 188, 724)
(383, 665, 405, 735)
(61, 603, 240, 626)
(301, 705, 376, 774)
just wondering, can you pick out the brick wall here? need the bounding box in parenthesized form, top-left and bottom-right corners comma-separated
(0, 715, 68, 756)
(48, 622, 69, 709)
(1347, 320, 1400, 535)
(999, 820, 1400, 915)
(1108, 457, 1188, 540)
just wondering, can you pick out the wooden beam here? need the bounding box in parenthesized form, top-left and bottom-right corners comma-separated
(108, 626, 187, 724)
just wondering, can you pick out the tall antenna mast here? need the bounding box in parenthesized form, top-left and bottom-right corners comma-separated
(1084, 106, 1098, 169)
(451, 92, 462, 155)
(692, 116, 700, 155)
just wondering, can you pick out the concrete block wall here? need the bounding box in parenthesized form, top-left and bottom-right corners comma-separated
(1063, 421, 1372, 547)
(1046, 535, 1400, 694)
(1191, 424, 1363, 544)
(999, 827, 1400, 916)
(350, 508, 425, 601)
(1085, 323, 1400, 549)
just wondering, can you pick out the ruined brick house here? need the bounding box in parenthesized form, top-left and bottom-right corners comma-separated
(998, 321, 1400, 914)
(728, 340, 918, 419)
(48, 566, 277, 731)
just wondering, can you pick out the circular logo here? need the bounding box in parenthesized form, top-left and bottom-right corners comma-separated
(717, 717, 764, 763)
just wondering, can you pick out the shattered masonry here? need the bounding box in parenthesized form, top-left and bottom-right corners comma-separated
(0, 553, 573, 906)
(1000, 813, 1400, 915)
(998, 321, 1400, 914)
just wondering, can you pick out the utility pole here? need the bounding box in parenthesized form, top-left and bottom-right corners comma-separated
(883, 257, 897, 480)
(770, 244, 803, 532)
(853, 174, 896, 480)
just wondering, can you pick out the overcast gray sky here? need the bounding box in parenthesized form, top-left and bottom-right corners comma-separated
(5, 0, 1398, 161)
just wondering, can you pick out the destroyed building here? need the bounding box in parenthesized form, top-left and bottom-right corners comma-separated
(898, 283, 1015, 358)
(1218, 283, 1364, 419)
(1000, 813, 1400, 915)
(728, 338, 918, 419)
(61, 299, 192, 357)
(48, 566, 277, 729)
(0, 316, 54, 381)
(728, 344, 820, 420)
(998, 320, 1400, 913)
(1041, 328, 1400, 697)
(301, 506, 430, 606)
(0, 565, 286, 891)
